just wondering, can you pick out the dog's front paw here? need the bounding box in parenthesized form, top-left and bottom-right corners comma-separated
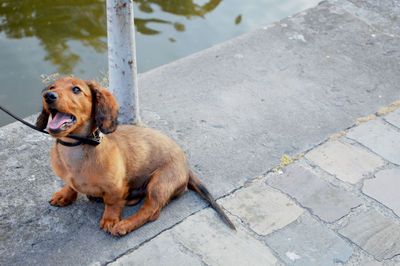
(100, 217, 119, 233)
(110, 220, 132, 237)
(49, 190, 77, 207)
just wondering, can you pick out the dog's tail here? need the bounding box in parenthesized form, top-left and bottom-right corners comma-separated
(188, 170, 236, 231)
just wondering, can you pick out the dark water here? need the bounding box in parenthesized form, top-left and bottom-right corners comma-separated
(0, 0, 319, 126)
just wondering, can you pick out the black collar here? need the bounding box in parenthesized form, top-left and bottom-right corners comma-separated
(57, 138, 83, 147)
(0, 105, 103, 147)
(57, 129, 102, 147)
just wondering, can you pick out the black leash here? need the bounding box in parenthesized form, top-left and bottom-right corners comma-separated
(0, 105, 101, 146)
(1, 105, 49, 134)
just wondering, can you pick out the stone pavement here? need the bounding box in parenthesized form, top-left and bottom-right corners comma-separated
(110, 107, 400, 266)
(1, 0, 400, 265)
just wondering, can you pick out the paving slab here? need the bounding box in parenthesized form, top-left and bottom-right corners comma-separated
(306, 140, 385, 184)
(384, 109, 400, 128)
(2, 0, 400, 264)
(266, 164, 362, 222)
(109, 232, 203, 266)
(265, 214, 353, 265)
(339, 208, 400, 261)
(218, 181, 303, 235)
(362, 168, 400, 216)
(347, 119, 400, 165)
(169, 208, 279, 266)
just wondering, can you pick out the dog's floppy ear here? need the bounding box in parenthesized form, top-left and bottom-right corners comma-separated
(87, 81, 118, 134)
(36, 108, 49, 130)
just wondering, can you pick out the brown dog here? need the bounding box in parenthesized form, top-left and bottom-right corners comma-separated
(36, 77, 235, 236)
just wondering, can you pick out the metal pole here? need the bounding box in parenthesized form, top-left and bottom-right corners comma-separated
(106, 0, 140, 125)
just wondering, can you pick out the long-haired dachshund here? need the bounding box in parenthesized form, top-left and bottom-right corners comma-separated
(36, 77, 235, 236)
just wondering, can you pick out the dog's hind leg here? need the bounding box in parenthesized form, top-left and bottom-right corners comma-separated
(111, 162, 188, 236)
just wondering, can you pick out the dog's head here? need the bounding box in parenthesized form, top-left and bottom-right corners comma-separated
(36, 77, 118, 138)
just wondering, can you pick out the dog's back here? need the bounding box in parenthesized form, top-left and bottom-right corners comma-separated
(110, 125, 189, 182)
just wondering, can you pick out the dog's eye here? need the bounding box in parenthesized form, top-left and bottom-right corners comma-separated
(72, 86, 81, 94)
(49, 86, 55, 90)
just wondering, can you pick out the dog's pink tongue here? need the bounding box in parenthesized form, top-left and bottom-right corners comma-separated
(49, 112, 71, 130)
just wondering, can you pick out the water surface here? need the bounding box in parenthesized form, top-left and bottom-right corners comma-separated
(0, 0, 319, 126)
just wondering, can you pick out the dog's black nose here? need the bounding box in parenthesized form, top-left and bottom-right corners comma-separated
(44, 92, 58, 104)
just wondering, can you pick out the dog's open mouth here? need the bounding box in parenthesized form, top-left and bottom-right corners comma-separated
(48, 109, 76, 133)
